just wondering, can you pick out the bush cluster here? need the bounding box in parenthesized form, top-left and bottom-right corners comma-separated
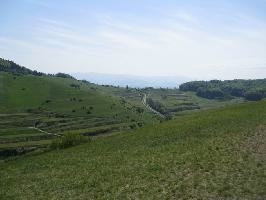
(146, 98, 166, 114)
(50, 133, 90, 150)
(179, 79, 266, 101)
(0, 58, 75, 79)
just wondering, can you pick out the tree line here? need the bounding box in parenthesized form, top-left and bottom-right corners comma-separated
(0, 58, 75, 79)
(179, 79, 266, 101)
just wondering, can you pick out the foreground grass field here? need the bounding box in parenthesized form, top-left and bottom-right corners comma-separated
(1, 100, 265, 199)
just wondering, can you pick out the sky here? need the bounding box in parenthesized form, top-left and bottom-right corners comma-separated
(0, 0, 266, 80)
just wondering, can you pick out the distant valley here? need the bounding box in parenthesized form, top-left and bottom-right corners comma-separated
(72, 72, 190, 88)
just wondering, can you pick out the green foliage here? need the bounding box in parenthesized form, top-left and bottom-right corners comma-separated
(55, 73, 75, 79)
(179, 80, 207, 92)
(244, 90, 264, 101)
(69, 83, 80, 89)
(0, 58, 75, 80)
(165, 115, 173, 120)
(168, 104, 200, 112)
(180, 79, 266, 101)
(136, 107, 144, 113)
(196, 87, 224, 99)
(50, 133, 90, 150)
(0, 58, 44, 76)
(146, 97, 166, 114)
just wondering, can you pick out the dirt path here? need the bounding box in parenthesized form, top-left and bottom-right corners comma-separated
(28, 127, 61, 137)
(142, 93, 165, 118)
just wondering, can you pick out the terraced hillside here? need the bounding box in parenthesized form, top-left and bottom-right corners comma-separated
(143, 88, 246, 116)
(0, 71, 157, 151)
(1, 100, 265, 199)
(0, 58, 257, 155)
(100, 86, 246, 118)
(0, 58, 262, 156)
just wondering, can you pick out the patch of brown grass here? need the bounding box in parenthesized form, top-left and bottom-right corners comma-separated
(241, 125, 266, 161)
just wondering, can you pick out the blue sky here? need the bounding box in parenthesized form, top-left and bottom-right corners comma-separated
(0, 0, 266, 79)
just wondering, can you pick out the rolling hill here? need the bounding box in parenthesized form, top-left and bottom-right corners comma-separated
(0, 58, 159, 151)
(1, 58, 266, 199)
(0, 58, 258, 153)
(1, 100, 265, 199)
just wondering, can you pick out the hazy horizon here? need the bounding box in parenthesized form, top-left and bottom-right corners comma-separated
(72, 72, 191, 88)
(1, 0, 266, 80)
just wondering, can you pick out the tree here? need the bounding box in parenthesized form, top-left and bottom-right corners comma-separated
(0, 58, 45, 76)
(196, 87, 224, 99)
(146, 98, 166, 114)
(55, 73, 75, 79)
(179, 79, 266, 101)
(244, 90, 264, 101)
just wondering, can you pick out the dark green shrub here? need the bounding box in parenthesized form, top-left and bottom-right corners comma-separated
(137, 122, 144, 127)
(165, 115, 173, 121)
(146, 98, 166, 114)
(179, 79, 266, 100)
(129, 124, 137, 129)
(70, 83, 80, 89)
(244, 90, 264, 101)
(50, 133, 90, 150)
(0, 58, 45, 76)
(179, 81, 207, 92)
(136, 107, 144, 113)
(196, 87, 224, 99)
(228, 87, 245, 97)
(55, 73, 75, 79)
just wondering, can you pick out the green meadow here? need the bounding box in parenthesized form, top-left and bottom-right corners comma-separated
(0, 69, 244, 151)
(1, 59, 265, 199)
(1, 100, 265, 199)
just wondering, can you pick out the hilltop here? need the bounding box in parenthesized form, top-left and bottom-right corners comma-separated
(0, 58, 158, 152)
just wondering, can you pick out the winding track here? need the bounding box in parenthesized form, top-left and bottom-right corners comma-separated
(141, 93, 165, 118)
(28, 94, 165, 137)
(28, 127, 61, 137)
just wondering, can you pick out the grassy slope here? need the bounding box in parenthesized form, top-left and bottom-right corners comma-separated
(0, 72, 152, 119)
(102, 86, 246, 117)
(1, 100, 265, 199)
(6, 73, 242, 119)
(146, 88, 245, 116)
(0, 72, 156, 149)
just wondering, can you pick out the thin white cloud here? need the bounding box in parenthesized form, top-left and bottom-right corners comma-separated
(100, 31, 152, 49)
(1, 6, 266, 79)
(165, 10, 199, 24)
